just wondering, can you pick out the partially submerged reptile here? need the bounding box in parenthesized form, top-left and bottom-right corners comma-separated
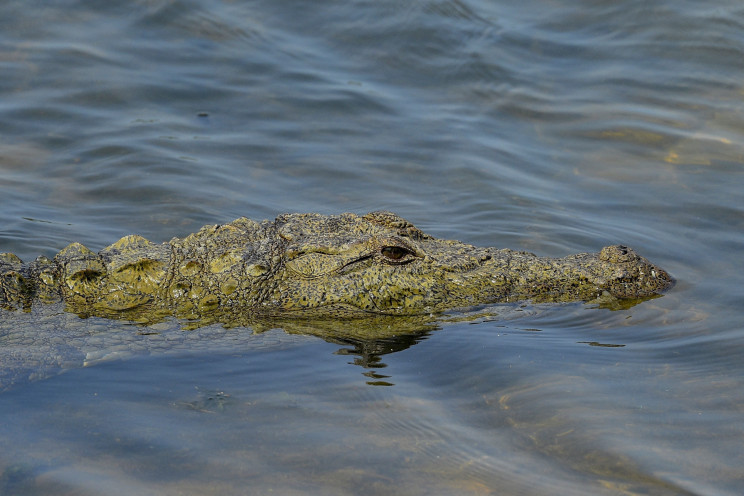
(0, 211, 674, 324)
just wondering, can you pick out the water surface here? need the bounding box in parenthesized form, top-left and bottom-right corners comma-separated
(1, 0, 743, 494)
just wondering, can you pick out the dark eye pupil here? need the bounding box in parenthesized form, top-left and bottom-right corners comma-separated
(381, 246, 407, 260)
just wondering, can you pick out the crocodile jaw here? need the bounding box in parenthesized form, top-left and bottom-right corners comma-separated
(268, 244, 674, 316)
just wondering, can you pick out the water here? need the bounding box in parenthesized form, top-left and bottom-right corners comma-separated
(1, 0, 743, 494)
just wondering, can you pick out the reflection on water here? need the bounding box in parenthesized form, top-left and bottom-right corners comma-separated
(0, 297, 663, 392)
(0, 301, 519, 391)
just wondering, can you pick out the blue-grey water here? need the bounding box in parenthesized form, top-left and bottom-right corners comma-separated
(1, 0, 743, 494)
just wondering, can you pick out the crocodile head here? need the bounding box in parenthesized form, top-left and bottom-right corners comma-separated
(267, 211, 674, 316)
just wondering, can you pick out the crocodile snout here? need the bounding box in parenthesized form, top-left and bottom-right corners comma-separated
(598, 245, 674, 298)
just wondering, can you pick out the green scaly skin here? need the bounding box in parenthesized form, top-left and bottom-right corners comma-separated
(0, 211, 674, 324)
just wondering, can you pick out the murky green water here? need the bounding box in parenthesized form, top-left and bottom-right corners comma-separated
(1, 0, 743, 494)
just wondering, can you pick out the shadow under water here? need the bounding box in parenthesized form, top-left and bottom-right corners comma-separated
(0, 290, 661, 392)
(0, 302, 448, 391)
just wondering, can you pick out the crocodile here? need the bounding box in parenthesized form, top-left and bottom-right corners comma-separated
(0, 211, 674, 325)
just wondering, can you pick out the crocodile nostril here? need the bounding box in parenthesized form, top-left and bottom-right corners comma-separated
(599, 245, 636, 263)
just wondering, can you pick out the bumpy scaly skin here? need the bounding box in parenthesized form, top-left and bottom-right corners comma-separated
(0, 211, 674, 322)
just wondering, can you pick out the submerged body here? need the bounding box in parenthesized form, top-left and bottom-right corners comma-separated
(0, 211, 674, 323)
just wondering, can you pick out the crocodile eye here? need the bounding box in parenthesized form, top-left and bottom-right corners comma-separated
(380, 246, 412, 261)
